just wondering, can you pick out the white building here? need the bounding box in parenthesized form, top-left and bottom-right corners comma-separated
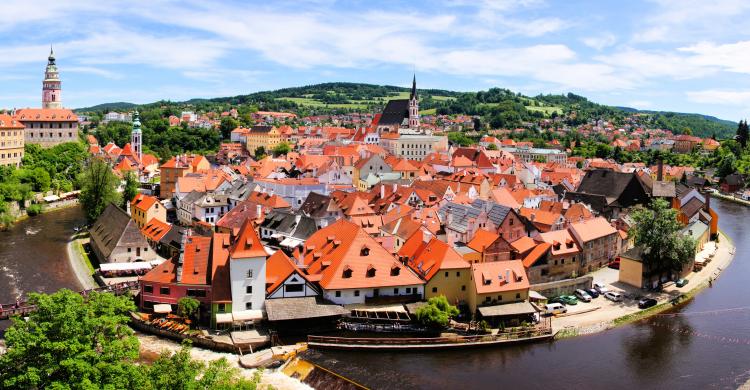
(229, 222, 269, 312)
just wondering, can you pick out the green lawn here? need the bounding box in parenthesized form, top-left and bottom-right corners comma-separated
(277, 92, 454, 110)
(525, 105, 563, 115)
(420, 108, 437, 115)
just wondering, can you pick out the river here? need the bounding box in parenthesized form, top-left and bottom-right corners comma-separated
(1, 202, 749, 389)
(303, 198, 750, 390)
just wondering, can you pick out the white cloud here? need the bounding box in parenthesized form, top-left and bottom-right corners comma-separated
(633, 0, 750, 43)
(582, 33, 617, 51)
(65, 66, 122, 79)
(679, 41, 750, 74)
(686, 89, 750, 106)
(596, 48, 717, 81)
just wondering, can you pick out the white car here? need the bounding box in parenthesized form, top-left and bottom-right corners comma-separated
(593, 282, 610, 294)
(544, 302, 567, 315)
(575, 289, 592, 302)
(604, 291, 623, 302)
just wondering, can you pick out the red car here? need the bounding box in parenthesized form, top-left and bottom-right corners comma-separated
(608, 259, 620, 269)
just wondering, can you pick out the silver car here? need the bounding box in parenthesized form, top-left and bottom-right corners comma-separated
(604, 291, 623, 302)
(594, 282, 610, 294)
(575, 289, 592, 302)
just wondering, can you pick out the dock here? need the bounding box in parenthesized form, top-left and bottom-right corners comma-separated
(307, 326, 553, 350)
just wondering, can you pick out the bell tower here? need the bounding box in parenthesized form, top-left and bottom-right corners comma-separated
(42, 46, 62, 109)
(408, 74, 419, 129)
(131, 110, 143, 162)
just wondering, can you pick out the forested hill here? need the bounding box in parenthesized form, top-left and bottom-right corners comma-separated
(76, 82, 737, 139)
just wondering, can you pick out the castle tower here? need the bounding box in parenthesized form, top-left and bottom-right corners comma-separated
(408, 74, 420, 129)
(42, 47, 62, 109)
(131, 110, 142, 162)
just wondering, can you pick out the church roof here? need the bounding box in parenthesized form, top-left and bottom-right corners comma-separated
(378, 99, 410, 127)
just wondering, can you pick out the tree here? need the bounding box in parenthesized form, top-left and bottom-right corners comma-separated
(79, 158, 121, 222)
(272, 141, 291, 157)
(254, 146, 267, 160)
(716, 152, 737, 178)
(177, 297, 201, 321)
(736, 120, 749, 149)
(122, 171, 139, 207)
(415, 295, 460, 329)
(486, 143, 498, 150)
(629, 199, 696, 285)
(219, 116, 240, 141)
(0, 290, 147, 389)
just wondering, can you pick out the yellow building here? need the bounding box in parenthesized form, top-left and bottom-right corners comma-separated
(159, 154, 209, 199)
(399, 233, 471, 306)
(0, 114, 25, 167)
(131, 194, 167, 228)
(467, 260, 529, 315)
(244, 125, 282, 155)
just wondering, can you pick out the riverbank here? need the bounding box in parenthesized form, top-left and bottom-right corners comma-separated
(712, 191, 750, 206)
(553, 230, 735, 339)
(66, 232, 98, 290)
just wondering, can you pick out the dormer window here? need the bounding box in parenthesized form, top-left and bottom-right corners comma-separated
(366, 265, 376, 278)
(391, 266, 400, 276)
(360, 246, 370, 256)
(342, 267, 353, 278)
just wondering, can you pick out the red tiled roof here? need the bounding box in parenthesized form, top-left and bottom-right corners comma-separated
(471, 260, 529, 294)
(266, 250, 308, 295)
(467, 229, 500, 253)
(231, 219, 267, 259)
(141, 218, 171, 242)
(15, 108, 78, 122)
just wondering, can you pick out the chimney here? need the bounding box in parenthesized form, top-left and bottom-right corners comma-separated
(380, 184, 385, 199)
(256, 204, 262, 217)
(505, 269, 510, 283)
(393, 183, 398, 193)
(657, 159, 664, 182)
(704, 191, 711, 212)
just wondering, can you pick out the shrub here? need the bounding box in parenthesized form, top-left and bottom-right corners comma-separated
(26, 204, 43, 216)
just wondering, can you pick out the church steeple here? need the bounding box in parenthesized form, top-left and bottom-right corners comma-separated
(408, 74, 420, 129)
(42, 46, 62, 109)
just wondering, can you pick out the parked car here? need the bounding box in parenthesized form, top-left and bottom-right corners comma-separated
(574, 289, 592, 302)
(559, 295, 578, 305)
(638, 298, 658, 309)
(604, 291, 623, 302)
(593, 282, 610, 294)
(608, 259, 620, 269)
(585, 288, 600, 298)
(675, 278, 689, 288)
(544, 302, 567, 315)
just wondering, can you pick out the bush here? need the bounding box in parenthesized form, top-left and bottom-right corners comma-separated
(415, 295, 460, 329)
(26, 204, 43, 216)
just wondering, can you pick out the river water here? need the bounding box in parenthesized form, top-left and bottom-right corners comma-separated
(1, 202, 749, 389)
(304, 199, 750, 390)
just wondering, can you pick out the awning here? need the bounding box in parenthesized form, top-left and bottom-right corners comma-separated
(232, 310, 264, 322)
(215, 313, 233, 324)
(100, 262, 154, 272)
(478, 302, 537, 318)
(153, 304, 172, 314)
(529, 290, 547, 300)
(43, 195, 60, 202)
(270, 233, 283, 239)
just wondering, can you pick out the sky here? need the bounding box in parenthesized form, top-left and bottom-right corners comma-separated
(2, 0, 750, 121)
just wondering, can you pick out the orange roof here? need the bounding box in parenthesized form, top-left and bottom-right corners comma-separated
(265, 250, 308, 294)
(231, 219, 267, 259)
(15, 108, 78, 122)
(301, 220, 423, 290)
(131, 193, 159, 213)
(400, 234, 470, 281)
(519, 207, 562, 231)
(141, 218, 171, 242)
(471, 260, 529, 294)
(564, 203, 593, 223)
(538, 229, 581, 256)
(211, 233, 232, 302)
(491, 188, 521, 209)
(569, 217, 617, 243)
(0, 114, 25, 129)
(141, 235, 212, 285)
(245, 191, 290, 208)
(114, 158, 136, 172)
(510, 236, 536, 255)
(467, 229, 500, 253)
(522, 242, 552, 268)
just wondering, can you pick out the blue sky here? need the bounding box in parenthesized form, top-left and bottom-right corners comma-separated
(3, 0, 750, 121)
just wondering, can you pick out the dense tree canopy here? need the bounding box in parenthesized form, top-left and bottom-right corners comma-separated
(79, 158, 121, 221)
(630, 199, 696, 281)
(415, 295, 460, 328)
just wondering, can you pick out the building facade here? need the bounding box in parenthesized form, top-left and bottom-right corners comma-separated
(0, 114, 25, 167)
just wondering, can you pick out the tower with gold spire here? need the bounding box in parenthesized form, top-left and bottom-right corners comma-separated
(42, 46, 62, 109)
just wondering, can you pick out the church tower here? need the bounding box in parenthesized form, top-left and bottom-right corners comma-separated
(408, 74, 420, 129)
(131, 110, 142, 162)
(42, 47, 62, 109)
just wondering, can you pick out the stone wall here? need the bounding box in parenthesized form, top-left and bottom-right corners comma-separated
(531, 275, 594, 298)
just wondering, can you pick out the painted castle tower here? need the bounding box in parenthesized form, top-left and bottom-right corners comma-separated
(131, 110, 142, 162)
(42, 47, 62, 109)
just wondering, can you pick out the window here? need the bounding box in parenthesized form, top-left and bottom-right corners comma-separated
(246, 286, 253, 294)
(245, 302, 252, 310)
(360, 247, 370, 256)
(285, 284, 304, 293)
(516, 293, 521, 299)
(391, 267, 400, 276)
(498, 295, 503, 301)
(485, 296, 491, 302)
(127, 247, 132, 253)
(187, 289, 206, 297)
(461, 285, 466, 291)
(159, 287, 170, 295)
(456, 271, 460, 277)
(144, 285, 153, 293)
(343, 268, 353, 278)
(393, 288, 399, 294)
(432, 287, 438, 293)
(406, 287, 411, 294)
(445, 271, 449, 277)
(218, 303, 226, 313)
(335, 291, 341, 297)
(246, 270, 253, 278)
(354, 290, 360, 297)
